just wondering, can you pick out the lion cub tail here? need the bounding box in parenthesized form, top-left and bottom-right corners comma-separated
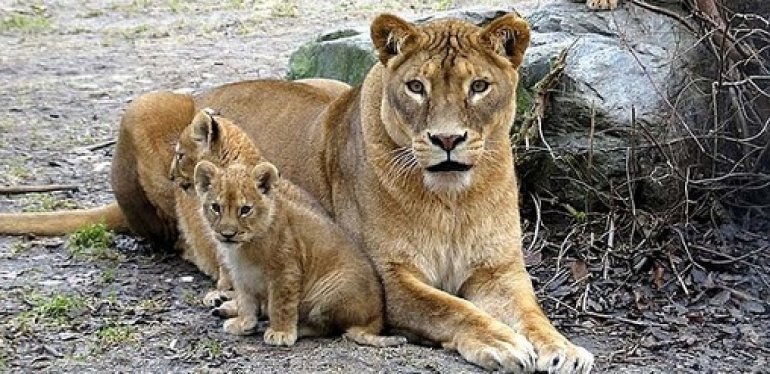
(0, 202, 129, 236)
(343, 326, 407, 347)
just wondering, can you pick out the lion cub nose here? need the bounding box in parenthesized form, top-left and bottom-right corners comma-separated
(428, 132, 467, 152)
(220, 231, 236, 240)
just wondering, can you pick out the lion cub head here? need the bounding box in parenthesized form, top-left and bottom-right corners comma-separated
(193, 160, 279, 246)
(368, 13, 530, 193)
(169, 108, 261, 191)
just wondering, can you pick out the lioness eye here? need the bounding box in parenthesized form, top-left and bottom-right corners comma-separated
(406, 80, 425, 95)
(470, 80, 490, 94)
(210, 203, 221, 215)
(239, 205, 252, 216)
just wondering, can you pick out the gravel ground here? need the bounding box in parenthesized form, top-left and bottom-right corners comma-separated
(1, 1, 768, 373)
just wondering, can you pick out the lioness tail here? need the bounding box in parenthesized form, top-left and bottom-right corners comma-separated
(0, 202, 128, 236)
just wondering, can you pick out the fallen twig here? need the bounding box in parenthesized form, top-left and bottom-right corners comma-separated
(582, 310, 667, 328)
(0, 184, 79, 195)
(84, 139, 117, 152)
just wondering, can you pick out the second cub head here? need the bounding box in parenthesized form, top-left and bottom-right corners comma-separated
(169, 108, 223, 190)
(193, 160, 280, 245)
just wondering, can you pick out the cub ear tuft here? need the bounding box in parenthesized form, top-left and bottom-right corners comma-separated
(194, 160, 218, 197)
(479, 14, 531, 69)
(191, 108, 221, 148)
(370, 13, 418, 65)
(252, 162, 280, 195)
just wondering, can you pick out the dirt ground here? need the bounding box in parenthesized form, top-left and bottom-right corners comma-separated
(1, 0, 768, 373)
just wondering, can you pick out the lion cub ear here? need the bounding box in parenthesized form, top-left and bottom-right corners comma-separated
(252, 162, 279, 195)
(194, 160, 219, 197)
(191, 108, 221, 149)
(479, 14, 530, 69)
(370, 14, 418, 65)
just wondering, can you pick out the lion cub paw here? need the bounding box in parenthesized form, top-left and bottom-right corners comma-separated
(203, 289, 233, 308)
(586, 0, 618, 10)
(212, 299, 239, 319)
(534, 341, 594, 374)
(223, 317, 257, 336)
(447, 322, 536, 373)
(263, 327, 297, 347)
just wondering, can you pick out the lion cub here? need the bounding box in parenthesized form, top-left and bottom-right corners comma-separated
(194, 160, 404, 347)
(169, 109, 263, 306)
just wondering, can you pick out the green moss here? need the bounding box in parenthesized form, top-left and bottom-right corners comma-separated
(0, 12, 51, 33)
(287, 40, 377, 86)
(67, 223, 122, 261)
(97, 324, 137, 346)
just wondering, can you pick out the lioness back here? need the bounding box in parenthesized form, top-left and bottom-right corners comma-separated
(0, 78, 344, 244)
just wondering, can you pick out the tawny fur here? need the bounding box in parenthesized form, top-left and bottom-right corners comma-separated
(194, 160, 403, 348)
(170, 110, 328, 305)
(188, 14, 593, 373)
(169, 110, 264, 305)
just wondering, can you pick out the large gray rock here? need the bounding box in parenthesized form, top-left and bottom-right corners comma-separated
(287, 3, 707, 211)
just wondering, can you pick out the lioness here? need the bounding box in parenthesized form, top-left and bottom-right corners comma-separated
(191, 14, 591, 373)
(194, 159, 404, 347)
(0, 79, 347, 245)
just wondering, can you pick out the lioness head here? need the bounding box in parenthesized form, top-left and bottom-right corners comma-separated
(193, 160, 279, 247)
(369, 13, 530, 193)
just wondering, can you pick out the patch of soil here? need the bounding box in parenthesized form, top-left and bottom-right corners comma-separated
(1, 1, 767, 373)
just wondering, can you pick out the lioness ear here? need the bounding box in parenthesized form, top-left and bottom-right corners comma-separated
(194, 160, 218, 197)
(370, 13, 418, 65)
(479, 14, 530, 69)
(252, 162, 279, 195)
(191, 108, 221, 149)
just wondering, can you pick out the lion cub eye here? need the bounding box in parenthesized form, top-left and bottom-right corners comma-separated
(406, 80, 425, 95)
(470, 80, 490, 94)
(210, 203, 221, 215)
(239, 205, 252, 216)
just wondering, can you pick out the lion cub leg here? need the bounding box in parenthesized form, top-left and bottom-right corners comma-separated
(203, 266, 235, 307)
(263, 264, 302, 347)
(213, 299, 238, 319)
(222, 291, 259, 336)
(461, 263, 594, 374)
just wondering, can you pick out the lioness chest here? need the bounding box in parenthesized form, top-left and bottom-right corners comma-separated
(371, 193, 520, 296)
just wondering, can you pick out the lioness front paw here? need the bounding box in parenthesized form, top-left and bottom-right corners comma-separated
(586, 0, 618, 10)
(203, 289, 233, 308)
(447, 322, 536, 373)
(223, 316, 257, 336)
(264, 326, 297, 346)
(534, 341, 594, 374)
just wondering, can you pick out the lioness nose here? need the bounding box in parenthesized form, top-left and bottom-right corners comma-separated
(220, 231, 236, 240)
(428, 132, 467, 152)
